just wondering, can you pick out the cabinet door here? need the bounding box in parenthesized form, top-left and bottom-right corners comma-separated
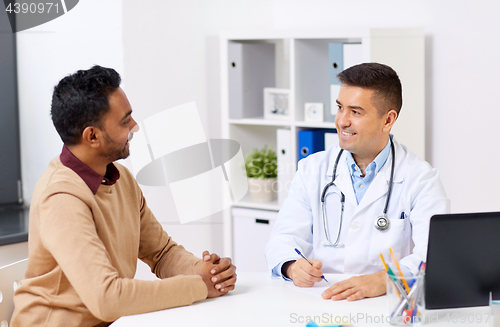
(0, 11, 22, 205)
(232, 208, 278, 272)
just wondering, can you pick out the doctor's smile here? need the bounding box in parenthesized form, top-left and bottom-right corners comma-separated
(339, 131, 356, 136)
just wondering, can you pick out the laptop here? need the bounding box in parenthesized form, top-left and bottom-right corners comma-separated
(425, 212, 500, 309)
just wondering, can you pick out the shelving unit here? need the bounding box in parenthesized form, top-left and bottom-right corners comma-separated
(220, 28, 425, 261)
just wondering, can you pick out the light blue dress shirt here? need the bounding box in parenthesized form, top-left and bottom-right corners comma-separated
(346, 140, 391, 204)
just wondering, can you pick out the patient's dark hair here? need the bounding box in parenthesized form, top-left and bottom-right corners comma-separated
(51, 65, 121, 145)
(337, 62, 402, 117)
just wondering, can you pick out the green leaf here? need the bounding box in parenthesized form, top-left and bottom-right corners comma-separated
(244, 145, 278, 179)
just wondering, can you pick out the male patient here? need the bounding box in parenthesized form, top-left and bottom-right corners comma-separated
(11, 65, 236, 327)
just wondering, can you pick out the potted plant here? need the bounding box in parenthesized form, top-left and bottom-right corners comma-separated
(244, 145, 278, 202)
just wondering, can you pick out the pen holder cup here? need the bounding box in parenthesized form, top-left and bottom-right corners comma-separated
(386, 273, 425, 326)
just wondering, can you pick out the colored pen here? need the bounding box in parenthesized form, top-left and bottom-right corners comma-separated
(392, 260, 426, 318)
(389, 248, 411, 293)
(294, 248, 330, 284)
(379, 253, 390, 271)
(380, 253, 404, 300)
(386, 268, 411, 304)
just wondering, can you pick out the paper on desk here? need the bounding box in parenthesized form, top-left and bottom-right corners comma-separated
(288, 283, 330, 298)
(287, 274, 354, 298)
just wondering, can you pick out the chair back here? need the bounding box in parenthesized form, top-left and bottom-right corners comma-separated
(0, 259, 28, 326)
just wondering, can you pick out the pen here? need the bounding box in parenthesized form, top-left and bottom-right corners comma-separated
(294, 248, 330, 284)
(379, 253, 390, 271)
(389, 248, 411, 293)
(398, 262, 426, 319)
(380, 253, 404, 300)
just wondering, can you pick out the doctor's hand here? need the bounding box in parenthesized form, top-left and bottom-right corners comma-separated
(198, 251, 237, 297)
(321, 270, 386, 301)
(284, 258, 324, 287)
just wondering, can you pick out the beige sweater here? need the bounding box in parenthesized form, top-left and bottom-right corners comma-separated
(11, 157, 208, 327)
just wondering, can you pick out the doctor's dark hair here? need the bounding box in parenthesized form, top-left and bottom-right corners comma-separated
(337, 63, 402, 117)
(51, 65, 121, 146)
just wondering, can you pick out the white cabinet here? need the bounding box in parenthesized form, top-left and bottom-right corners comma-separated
(220, 28, 425, 260)
(232, 208, 277, 272)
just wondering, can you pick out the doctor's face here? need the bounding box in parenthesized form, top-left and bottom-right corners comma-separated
(335, 85, 395, 165)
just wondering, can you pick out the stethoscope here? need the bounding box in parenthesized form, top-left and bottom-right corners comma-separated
(320, 137, 395, 247)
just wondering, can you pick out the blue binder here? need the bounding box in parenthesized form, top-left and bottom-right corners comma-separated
(298, 130, 326, 161)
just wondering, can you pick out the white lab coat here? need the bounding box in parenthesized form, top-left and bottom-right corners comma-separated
(265, 136, 450, 276)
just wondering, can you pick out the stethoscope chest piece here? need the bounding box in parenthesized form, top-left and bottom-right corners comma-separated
(374, 215, 390, 231)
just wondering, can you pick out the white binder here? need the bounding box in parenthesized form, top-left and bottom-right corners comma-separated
(324, 132, 339, 150)
(330, 84, 341, 117)
(228, 42, 244, 118)
(343, 43, 363, 70)
(277, 129, 294, 206)
(228, 42, 275, 119)
(330, 43, 363, 118)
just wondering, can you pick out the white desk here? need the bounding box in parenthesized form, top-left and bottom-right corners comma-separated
(112, 273, 490, 327)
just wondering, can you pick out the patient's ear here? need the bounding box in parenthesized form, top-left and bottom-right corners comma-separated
(82, 126, 102, 149)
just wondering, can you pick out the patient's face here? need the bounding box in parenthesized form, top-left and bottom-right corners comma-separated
(99, 87, 137, 161)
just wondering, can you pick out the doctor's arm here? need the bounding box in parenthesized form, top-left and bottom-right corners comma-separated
(265, 160, 323, 285)
(321, 270, 386, 301)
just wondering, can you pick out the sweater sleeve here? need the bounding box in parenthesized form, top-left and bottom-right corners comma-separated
(38, 191, 207, 322)
(136, 192, 202, 278)
(118, 163, 203, 278)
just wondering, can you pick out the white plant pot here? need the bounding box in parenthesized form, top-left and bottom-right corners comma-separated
(248, 178, 277, 203)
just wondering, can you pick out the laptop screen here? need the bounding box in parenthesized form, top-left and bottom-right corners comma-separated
(425, 212, 500, 309)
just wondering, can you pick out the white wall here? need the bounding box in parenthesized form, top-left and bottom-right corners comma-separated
(121, 0, 273, 257)
(270, 0, 500, 213)
(18, 0, 124, 204)
(18, 0, 500, 262)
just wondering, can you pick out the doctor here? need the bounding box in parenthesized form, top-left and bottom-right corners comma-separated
(265, 63, 449, 301)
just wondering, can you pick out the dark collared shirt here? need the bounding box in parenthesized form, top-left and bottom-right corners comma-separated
(59, 145, 120, 195)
